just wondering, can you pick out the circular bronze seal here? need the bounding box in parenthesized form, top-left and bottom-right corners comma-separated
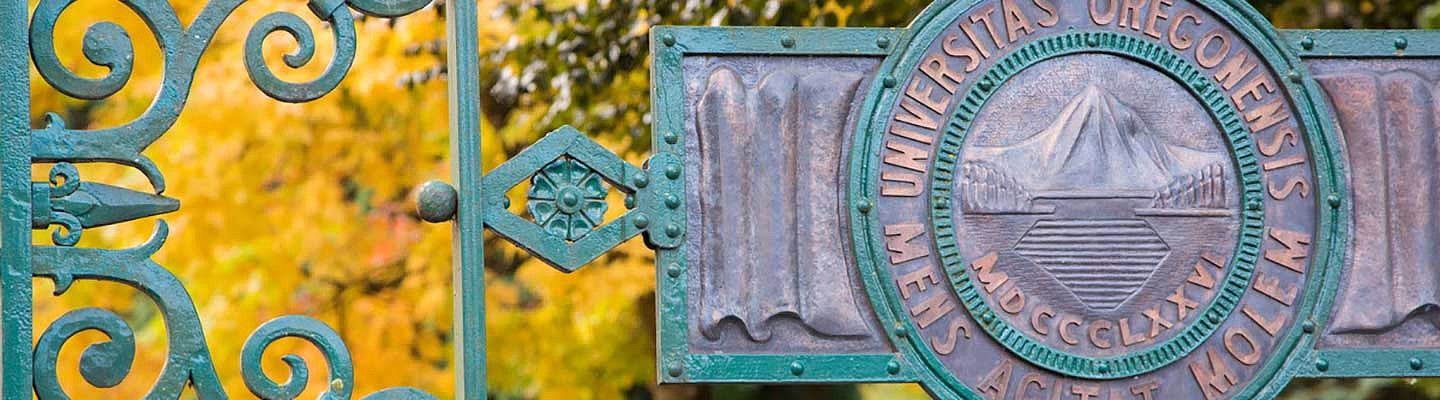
(852, 0, 1343, 398)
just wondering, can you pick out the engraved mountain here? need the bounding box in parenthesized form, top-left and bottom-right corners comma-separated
(959, 85, 1237, 312)
(962, 85, 1230, 212)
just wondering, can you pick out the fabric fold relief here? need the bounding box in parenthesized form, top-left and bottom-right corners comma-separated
(693, 66, 871, 342)
(1322, 70, 1440, 334)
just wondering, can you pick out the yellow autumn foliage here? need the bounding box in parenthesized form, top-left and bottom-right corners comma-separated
(31, 1, 1401, 399)
(27, 1, 656, 399)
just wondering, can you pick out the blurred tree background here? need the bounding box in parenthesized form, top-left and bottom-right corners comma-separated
(22, 0, 1440, 399)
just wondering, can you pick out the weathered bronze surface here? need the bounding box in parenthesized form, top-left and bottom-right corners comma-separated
(682, 56, 890, 353)
(864, 0, 1323, 398)
(1314, 60, 1440, 348)
(16, 0, 1440, 396)
(956, 55, 1241, 355)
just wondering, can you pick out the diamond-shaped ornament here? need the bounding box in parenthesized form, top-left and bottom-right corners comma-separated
(483, 126, 647, 272)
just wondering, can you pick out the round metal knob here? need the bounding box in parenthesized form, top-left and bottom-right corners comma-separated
(415, 180, 458, 223)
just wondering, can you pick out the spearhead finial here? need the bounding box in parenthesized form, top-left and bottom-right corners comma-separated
(31, 163, 179, 246)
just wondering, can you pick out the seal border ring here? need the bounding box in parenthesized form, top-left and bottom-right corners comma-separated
(927, 29, 1266, 380)
(847, 0, 1347, 398)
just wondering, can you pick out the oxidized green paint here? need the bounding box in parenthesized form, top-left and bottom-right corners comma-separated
(10, 0, 449, 398)
(1280, 29, 1440, 58)
(649, 25, 918, 385)
(482, 126, 648, 273)
(527, 158, 611, 241)
(444, 0, 487, 396)
(843, 0, 1346, 398)
(6, 0, 1440, 398)
(31, 162, 180, 247)
(2, 0, 33, 397)
(1284, 30, 1440, 379)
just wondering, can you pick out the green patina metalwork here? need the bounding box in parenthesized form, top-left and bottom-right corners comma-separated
(482, 126, 648, 273)
(1275, 28, 1440, 382)
(2, 0, 34, 398)
(847, 3, 988, 396)
(637, 152, 686, 251)
(527, 158, 611, 241)
(7, 0, 454, 398)
(652, 26, 901, 56)
(31, 162, 179, 247)
(415, 180, 459, 224)
(927, 30, 1268, 380)
(1280, 29, 1440, 58)
(443, 0, 487, 395)
(649, 25, 918, 385)
(847, 0, 1347, 398)
(1202, 6, 1347, 400)
(7, 0, 1438, 396)
(32, 308, 135, 393)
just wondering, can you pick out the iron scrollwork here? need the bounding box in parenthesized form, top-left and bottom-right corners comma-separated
(26, 0, 441, 398)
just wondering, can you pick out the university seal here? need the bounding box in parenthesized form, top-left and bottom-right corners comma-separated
(853, 0, 1342, 398)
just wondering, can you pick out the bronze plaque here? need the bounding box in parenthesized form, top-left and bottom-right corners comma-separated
(858, 0, 1332, 398)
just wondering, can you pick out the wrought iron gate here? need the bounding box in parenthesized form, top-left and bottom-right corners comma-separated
(11, 0, 1440, 399)
(1, 0, 489, 397)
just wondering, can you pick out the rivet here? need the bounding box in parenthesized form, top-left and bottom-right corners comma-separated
(666, 223, 682, 238)
(1328, 194, 1342, 209)
(978, 78, 994, 91)
(1288, 70, 1302, 83)
(559, 190, 582, 210)
(633, 213, 650, 229)
(1097, 362, 1109, 374)
(882, 76, 897, 88)
(858, 200, 873, 214)
(663, 131, 679, 144)
(1207, 313, 1221, 324)
(1412, 357, 1424, 370)
(665, 165, 681, 180)
(781, 35, 796, 48)
(1396, 37, 1409, 51)
(1246, 198, 1262, 211)
(895, 324, 909, 338)
(1086, 34, 1100, 47)
(1300, 36, 1315, 50)
(877, 36, 891, 49)
(331, 379, 344, 392)
(665, 194, 681, 209)
(666, 263, 682, 278)
(624, 195, 636, 210)
(790, 361, 805, 376)
(667, 363, 683, 377)
(633, 173, 650, 188)
(886, 360, 902, 375)
(1302, 320, 1316, 333)
(1315, 359, 1329, 372)
(661, 33, 677, 47)
(502, 196, 511, 209)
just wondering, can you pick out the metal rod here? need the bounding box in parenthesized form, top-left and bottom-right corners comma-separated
(0, 0, 31, 397)
(445, 0, 487, 397)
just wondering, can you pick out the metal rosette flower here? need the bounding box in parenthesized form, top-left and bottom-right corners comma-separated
(527, 157, 610, 241)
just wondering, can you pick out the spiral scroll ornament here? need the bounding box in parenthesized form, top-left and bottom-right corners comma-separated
(28, 0, 433, 192)
(26, 0, 442, 398)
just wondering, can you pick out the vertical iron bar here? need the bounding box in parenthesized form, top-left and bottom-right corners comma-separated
(445, 0, 486, 397)
(0, 0, 30, 397)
